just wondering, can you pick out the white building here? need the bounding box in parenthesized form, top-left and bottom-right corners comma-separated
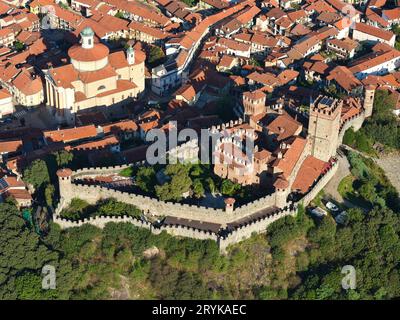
(0, 88, 14, 118)
(352, 23, 396, 47)
(349, 45, 400, 79)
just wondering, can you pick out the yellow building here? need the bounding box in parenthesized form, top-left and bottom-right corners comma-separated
(44, 27, 145, 124)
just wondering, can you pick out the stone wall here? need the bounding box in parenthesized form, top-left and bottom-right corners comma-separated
(54, 156, 338, 253)
(53, 214, 152, 230)
(300, 160, 339, 206)
(71, 162, 146, 180)
(338, 111, 365, 146)
(63, 183, 229, 224)
(219, 206, 296, 253)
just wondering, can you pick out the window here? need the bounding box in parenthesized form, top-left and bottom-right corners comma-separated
(98, 85, 106, 91)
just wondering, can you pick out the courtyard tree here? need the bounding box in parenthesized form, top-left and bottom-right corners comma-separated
(155, 164, 192, 201)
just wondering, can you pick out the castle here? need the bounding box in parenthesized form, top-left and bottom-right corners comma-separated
(212, 84, 375, 197)
(52, 85, 375, 253)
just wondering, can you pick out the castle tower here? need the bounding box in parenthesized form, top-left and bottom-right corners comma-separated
(80, 27, 94, 49)
(363, 85, 376, 118)
(56, 168, 73, 202)
(243, 90, 266, 119)
(127, 45, 135, 65)
(224, 197, 236, 214)
(274, 177, 289, 208)
(308, 95, 342, 162)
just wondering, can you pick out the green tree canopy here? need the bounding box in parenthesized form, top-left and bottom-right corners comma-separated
(23, 159, 50, 190)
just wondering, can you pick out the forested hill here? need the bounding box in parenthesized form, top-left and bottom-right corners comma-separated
(1, 191, 400, 299)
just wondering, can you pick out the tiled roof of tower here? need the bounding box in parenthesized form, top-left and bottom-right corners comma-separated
(243, 90, 266, 100)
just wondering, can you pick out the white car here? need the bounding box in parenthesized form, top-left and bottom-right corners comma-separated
(326, 201, 339, 212)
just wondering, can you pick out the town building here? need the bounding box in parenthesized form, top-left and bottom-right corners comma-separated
(44, 27, 145, 124)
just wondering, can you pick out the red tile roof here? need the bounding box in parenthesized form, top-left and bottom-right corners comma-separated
(44, 125, 98, 143)
(292, 156, 328, 193)
(354, 22, 395, 42)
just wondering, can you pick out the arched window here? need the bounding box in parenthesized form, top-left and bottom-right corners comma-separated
(98, 85, 106, 91)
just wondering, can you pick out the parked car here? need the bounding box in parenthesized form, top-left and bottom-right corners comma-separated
(335, 211, 348, 225)
(326, 201, 339, 212)
(310, 207, 328, 218)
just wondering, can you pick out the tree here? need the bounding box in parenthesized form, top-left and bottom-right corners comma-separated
(220, 179, 240, 196)
(148, 45, 166, 68)
(97, 198, 141, 217)
(155, 164, 192, 201)
(0, 203, 59, 299)
(45, 184, 55, 208)
(343, 128, 356, 146)
(114, 11, 125, 19)
(206, 177, 216, 194)
(192, 179, 205, 198)
(136, 166, 157, 193)
(180, 0, 197, 6)
(14, 40, 24, 52)
(23, 159, 50, 191)
(53, 150, 73, 168)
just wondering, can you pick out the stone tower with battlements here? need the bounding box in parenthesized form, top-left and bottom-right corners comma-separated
(243, 90, 266, 118)
(308, 95, 342, 162)
(57, 168, 73, 202)
(363, 85, 376, 118)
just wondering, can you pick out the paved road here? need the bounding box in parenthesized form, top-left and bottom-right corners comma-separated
(323, 148, 369, 211)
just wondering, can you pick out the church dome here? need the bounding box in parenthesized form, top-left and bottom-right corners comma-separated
(81, 27, 94, 37)
(68, 27, 109, 72)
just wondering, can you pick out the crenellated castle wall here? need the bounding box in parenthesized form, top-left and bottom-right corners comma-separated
(338, 110, 366, 146)
(218, 206, 296, 253)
